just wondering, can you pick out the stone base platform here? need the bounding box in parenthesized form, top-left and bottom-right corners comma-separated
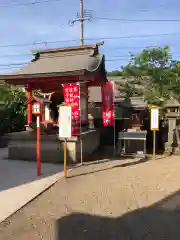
(5, 129, 100, 164)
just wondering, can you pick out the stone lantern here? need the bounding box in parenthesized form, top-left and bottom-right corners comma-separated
(165, 99, 180, 154)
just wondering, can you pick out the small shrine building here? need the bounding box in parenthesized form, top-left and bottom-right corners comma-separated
(0, 42, 107, 163)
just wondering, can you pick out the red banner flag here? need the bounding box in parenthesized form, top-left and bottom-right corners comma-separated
(63, 84, 80, 135)
(101, 82, 115, 126)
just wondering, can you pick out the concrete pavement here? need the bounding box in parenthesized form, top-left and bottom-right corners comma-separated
(0, 148, 65, 223)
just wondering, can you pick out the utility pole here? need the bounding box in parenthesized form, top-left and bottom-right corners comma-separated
(80, 0, 84, 45)
(69, 2, 92, 45)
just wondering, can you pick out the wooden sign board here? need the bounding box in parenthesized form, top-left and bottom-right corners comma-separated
(150, 108, 159, 131)
(59, 105, 72, 138)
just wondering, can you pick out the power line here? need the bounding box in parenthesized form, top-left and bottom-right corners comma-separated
(0, 0, 61, 8)
(94, 16, 180, 23)
(1, 42, 180, 68)
(0, 40, 70, 48)
(0, 53, 32, 58)
(90, 5, 180, 14)
(0, 32, 180, 49)
(2, 56, 180, 72)
(107, 58, 131, 61)
(0, 47, 180, 63)
(0, 57, 179, 70)
(2, 52, 180, 68)
(0, 62, 28, 67)
(1, 42, 180, 61)
(91, 32, 180, 40)
(0, 43, 180, 58)
(102, 44, 178, 50)
(106, 57, 180, 62)
(2, 51, 180, 61)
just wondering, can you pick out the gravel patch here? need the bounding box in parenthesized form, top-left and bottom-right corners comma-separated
(1, 156, 180, 239)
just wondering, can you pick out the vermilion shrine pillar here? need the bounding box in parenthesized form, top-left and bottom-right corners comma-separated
(26, 84, 32, 125)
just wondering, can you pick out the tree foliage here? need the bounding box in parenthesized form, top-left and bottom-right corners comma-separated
(107, 70, 123, 76)
(113, 46, 180, 106)
(0, 84, 26, 135)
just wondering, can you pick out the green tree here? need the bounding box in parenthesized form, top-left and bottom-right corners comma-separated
(118, 46, 180, 106)
(107, 70, 123, 76)
(0, 84, 27, 134)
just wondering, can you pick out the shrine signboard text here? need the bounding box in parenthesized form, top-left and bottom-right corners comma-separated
(101, 81, 115, 126)
(63, 84, 80, 135)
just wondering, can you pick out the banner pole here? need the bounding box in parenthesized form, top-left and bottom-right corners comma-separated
(64, 138, 67, 177)
(113, 81, 116, 156)
(36, 115, 41, 176)
(79, 82, 83, 166)
(153, 130, 156, 160)
(150, 106, 159, 160)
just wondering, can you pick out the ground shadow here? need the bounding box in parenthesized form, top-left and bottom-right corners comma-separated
(56, 189, 180, 240)
(0, 148, 67, 193)
(69, 157, 149, 178)
(82, 146, 146, 163)
(0, 135, 9, 148)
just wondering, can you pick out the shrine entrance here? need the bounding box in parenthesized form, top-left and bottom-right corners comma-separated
(49, 91, 64, 123)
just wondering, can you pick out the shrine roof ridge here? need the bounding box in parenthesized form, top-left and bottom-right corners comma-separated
(38, 41, 104, 54)
(0, 43, 106, 84)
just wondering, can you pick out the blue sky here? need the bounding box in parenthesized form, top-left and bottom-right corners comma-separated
(0, 0, 180, 72)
